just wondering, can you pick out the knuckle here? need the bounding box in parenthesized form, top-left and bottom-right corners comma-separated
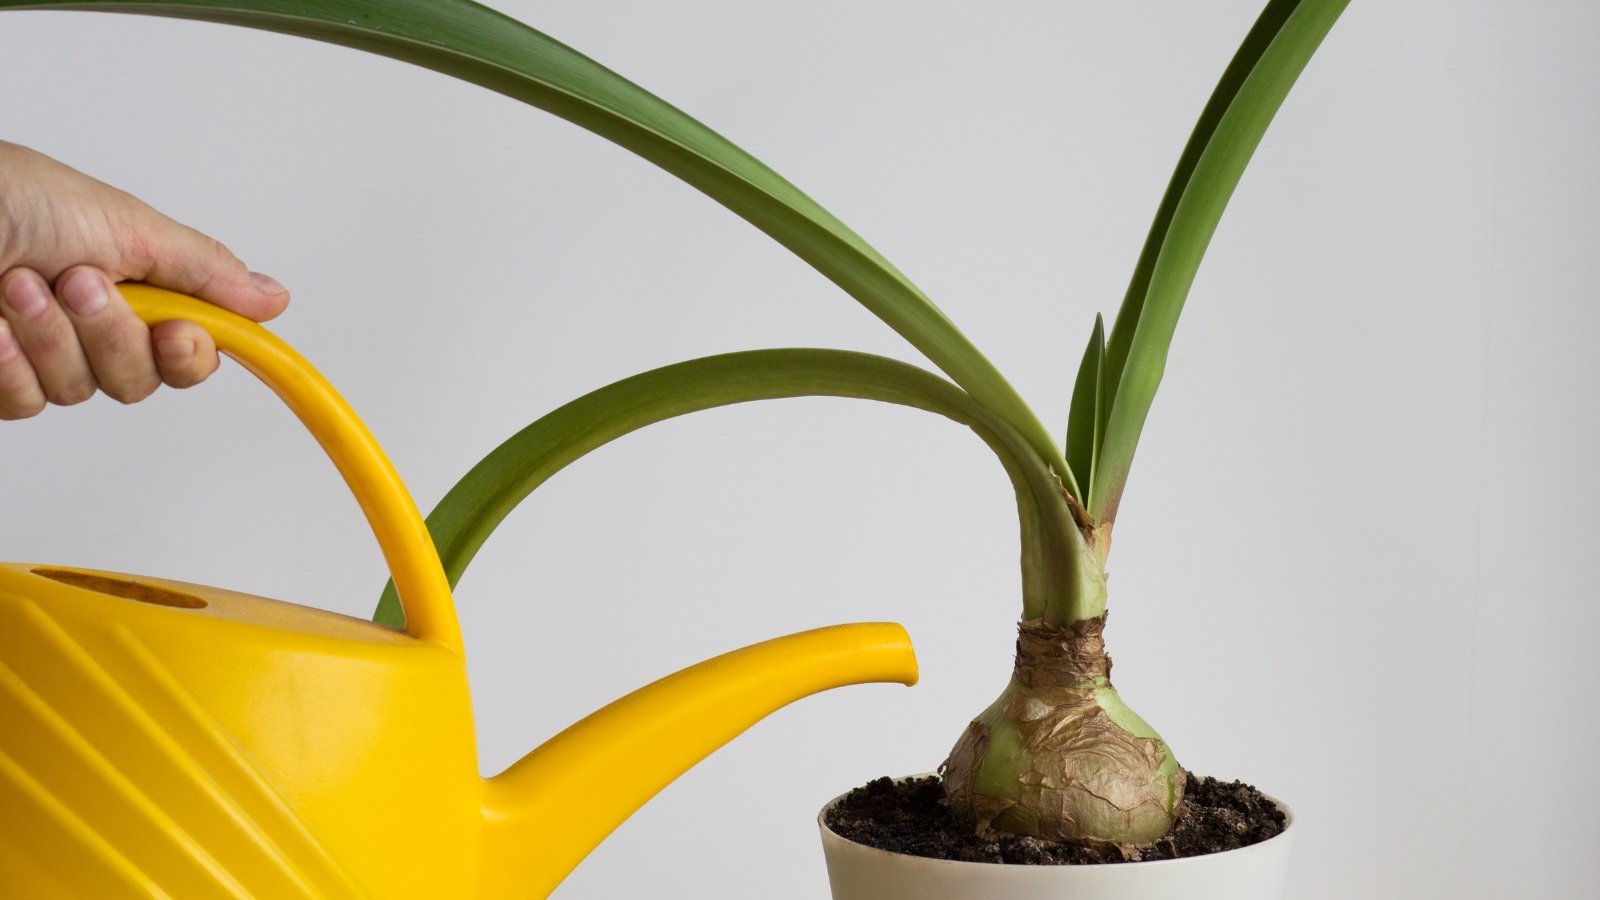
(208, 237, 240, 264)
(79, 319, 149, 365)
(118, 229, 158, 272)
(27, 328, 70, 358)
(0, 399, 45, 421)
(99, 313, 148, 348)
(108, 374, 160, 405)
(172, 360, 220, 390)
(48, 380, 97, 407)
(162, 363, 205, 389)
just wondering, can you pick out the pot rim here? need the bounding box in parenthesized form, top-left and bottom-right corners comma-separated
(817, 774, 1295, 871)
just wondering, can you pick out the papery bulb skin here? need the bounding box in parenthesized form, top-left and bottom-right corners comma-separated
(941, 616, 1184, 848)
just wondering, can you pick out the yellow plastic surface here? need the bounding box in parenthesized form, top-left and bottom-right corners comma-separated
(123, 284, 462, 656)
(483, 621, 918, 899)
(0, 287, 920, 898)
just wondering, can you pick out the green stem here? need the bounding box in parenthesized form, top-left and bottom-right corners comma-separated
(374, 350, 1100, 627)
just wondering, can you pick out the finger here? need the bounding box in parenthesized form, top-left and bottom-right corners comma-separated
(55, 266, 161, 405)
(120, 207, 290, 322)
(0, 318, 47, 420)
(0, 267, 96, 406)
(151, 319, 220, 389)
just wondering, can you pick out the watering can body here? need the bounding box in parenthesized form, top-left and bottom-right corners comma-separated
(0, 566, 483, 898)
(0, 286, 918, 898)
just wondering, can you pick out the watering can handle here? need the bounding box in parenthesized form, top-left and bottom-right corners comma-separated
(123, 284, 464, 656)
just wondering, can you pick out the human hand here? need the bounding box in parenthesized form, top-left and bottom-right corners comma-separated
(0, 140, 289, 419)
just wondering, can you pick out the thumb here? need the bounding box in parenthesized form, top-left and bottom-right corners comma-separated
(122, 210, 290, 322)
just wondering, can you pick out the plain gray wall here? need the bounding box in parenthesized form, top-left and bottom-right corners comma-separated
(2, 2, 1596, 897)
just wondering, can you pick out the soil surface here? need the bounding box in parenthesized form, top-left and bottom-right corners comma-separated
(824, 772, 1285, 864)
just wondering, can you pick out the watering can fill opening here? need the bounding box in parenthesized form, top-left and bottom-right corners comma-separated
(32, 568, 210, 609)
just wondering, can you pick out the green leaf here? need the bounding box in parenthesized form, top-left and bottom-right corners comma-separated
(373, 349, 1102, 628)
(1091, 0, 1350, 521)
(2, 0, 1074, 496)
(1064, 313, 1104, 506)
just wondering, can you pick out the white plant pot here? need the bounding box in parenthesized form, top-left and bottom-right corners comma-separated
(818, 780, 1295, 900)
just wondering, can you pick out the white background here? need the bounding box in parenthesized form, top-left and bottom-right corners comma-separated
(2, 1, 1597, 897)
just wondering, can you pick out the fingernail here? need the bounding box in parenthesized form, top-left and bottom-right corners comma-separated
(157, 337, 195, 364)
(59, 270, 108, 317)
(250, 271, 286, 295)
(0, 322, 18, 361)
(4, 273, 50, 318)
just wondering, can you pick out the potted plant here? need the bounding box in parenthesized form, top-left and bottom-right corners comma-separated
(3, 0, 1349, 895)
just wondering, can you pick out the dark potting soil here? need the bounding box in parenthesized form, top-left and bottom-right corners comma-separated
(824, 772, 1285, 864)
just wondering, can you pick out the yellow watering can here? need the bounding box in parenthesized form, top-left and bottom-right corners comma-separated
(0, 286, 919, 899)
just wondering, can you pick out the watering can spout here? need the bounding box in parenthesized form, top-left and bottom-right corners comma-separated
(478, 622, 917, 898)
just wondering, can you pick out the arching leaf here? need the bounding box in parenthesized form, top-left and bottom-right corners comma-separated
(373, 350, 1102, 628)
(2, 0, 1074, 494)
